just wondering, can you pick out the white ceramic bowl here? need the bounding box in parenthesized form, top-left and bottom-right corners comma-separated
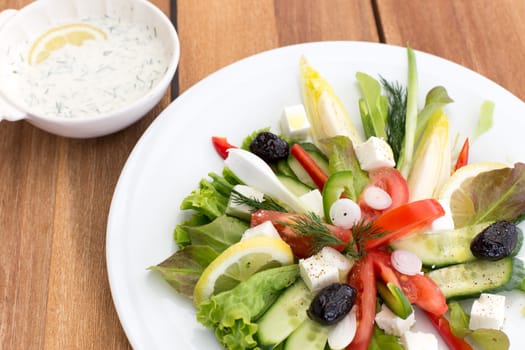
(0, 0, 180, 138)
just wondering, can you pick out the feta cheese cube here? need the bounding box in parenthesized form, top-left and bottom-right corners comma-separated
(241, 220, 281, 240)
(469, 293, 506, 330)
(401, 331, 438, 350)
(299, 254, 340, 292)
(225, 184, 264, 220)
(354, 136, 395, 171)
(280, 104, 311, 140)
(319, 246, 353, 282)
(374, 304, 415, 337)
(299, 189, 324, 218)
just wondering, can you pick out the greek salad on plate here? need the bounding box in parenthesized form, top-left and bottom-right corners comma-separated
(106, 42, 525, 350)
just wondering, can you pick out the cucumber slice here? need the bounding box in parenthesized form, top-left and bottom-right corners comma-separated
(257, 280, 314, 349)
(284, 317, 328, 350)
(391, 223, 492, 267)
(287, 143, 330, 188)
(427, 257, 525, 300)
(276, 159, 296, 177)
(277, 174, 313, 197)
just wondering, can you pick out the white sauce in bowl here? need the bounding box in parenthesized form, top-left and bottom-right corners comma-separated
(5, 16, 171, 118)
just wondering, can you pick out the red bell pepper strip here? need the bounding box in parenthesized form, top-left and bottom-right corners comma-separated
(425, 311, 474, 350)
(347, 255, 376, 350)
(290, 143, 329, 190)
(211, 136, 237, 159)
(454, 137, 470, 171)
(364, 199, 445, 249)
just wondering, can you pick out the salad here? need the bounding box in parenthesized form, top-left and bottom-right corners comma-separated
(150, 47, 525, 350)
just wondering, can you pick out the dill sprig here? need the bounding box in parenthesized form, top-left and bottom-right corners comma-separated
(352, 219, 386, 245)
(278, 213, 388, 257)
(380, 76, 407, 163)
(230, 189, 288, 213)
(281, 212, 346, 248)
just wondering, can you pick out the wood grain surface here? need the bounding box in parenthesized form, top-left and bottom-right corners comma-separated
(1, 0, 524, 349)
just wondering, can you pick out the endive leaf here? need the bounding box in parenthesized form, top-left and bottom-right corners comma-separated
(299, 57, 363, 153)
(407, 109, 451, 201)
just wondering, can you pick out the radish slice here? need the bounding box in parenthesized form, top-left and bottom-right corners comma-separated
(391, 249, 423, 276)
(328, 305, 358, 350)
(363, 185, 392, 210)
(329, 198, 361, 229)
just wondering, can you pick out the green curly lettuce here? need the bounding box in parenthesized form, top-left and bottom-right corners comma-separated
(196, 264, 299, 350)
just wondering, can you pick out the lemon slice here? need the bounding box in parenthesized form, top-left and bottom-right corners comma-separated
(28, 23, 107, 65)
(193, 236, 293, 305)
(438, 162, 508, 226)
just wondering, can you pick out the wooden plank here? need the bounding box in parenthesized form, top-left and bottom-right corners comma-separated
(0, 0, 171, 349)
(376, 0, 525, 100)
(177, 0, 378, 92)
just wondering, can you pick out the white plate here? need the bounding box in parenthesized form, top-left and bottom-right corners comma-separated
(106, 41, 525, 350)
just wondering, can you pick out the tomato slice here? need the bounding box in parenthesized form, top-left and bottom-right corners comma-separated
(211, 136, 237, 159)
(398, 273, 448, 316)
(250, 210, 351, 258)
(347, 255, 376, 350)
(364, 199, 445, 249)
(358, 167, 409, 220)
(368, 249, 447, 316)
(425, 311, 473, 350)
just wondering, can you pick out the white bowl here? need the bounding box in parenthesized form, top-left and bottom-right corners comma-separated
(0, 0, 180, 138)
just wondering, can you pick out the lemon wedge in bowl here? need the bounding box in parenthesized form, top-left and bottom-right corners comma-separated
(438, 161, 508, 226)
(28, 22, 107, 65)
(193, 236, 293, 305)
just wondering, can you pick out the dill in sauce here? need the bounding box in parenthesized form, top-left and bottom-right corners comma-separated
(6, 16, 171, 118)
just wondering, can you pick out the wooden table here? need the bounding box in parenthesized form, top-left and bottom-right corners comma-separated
(1, 0, 524, 349)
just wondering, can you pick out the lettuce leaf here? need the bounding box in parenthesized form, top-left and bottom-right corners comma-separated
(183, 214, 248, 252)
(367, 325, 404, 350)
(356, 72, 388, 139)
(149, 245, 219, 297)
(155, 215, 248, 297)
(321, 136, 369, 200)
(196, 265, 299, 350)
(451, 162, 525, 227)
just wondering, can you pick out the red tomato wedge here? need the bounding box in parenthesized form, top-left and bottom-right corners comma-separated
(359, 167, 409, 220)
(346, 255, 376, 350)
(211, 136, 237, 159)
(364, 199, 445, 249)
(290, 143, 329, 190)
(425, 311, 473, 350)
(250, 209, 351, 258)
(368, 249, 448, 316)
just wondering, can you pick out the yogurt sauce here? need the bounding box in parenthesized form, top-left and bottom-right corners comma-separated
(6, 16, 171, 118)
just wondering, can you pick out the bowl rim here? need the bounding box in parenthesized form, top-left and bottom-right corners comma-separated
(0, 0, 180, 124)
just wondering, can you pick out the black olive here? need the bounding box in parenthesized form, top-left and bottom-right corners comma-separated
(470, 221, 519, 261)
(307, 283, 357, 325)
(249, 132, 289, 163)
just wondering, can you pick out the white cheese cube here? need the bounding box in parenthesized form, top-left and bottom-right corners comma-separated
(225, 184, 264, 221)
(401, 331, 438, 350)
(299, 254, 340, 292)
(299, 189, 324, 218)
(280, 104, 311, 140)
(469, 293, 506, 330)
(430, 199, 455, 231)
(319, 246, 353, 282)
(241, 220, 281, 240)
(374, 304, 415, 337)
(354, 136, 395, 171)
